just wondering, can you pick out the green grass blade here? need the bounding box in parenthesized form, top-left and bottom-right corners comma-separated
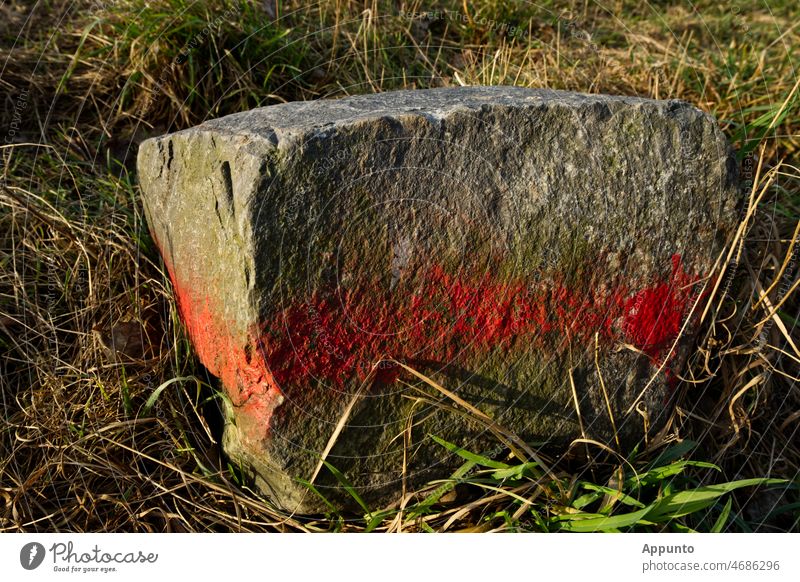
(323, 461, 372, 518)
(491, 461, 541, 480)
(571, 491, 603, 510)
(647, 440, 698, 467)
(557, 505, 653, 532)
(711, 497, 733, 532)
(142, 375, 199, 415)
(413, 460, 476, 513)
(649, 478, 787, 521)
(429, 435, 509, 469)
(581, 483, 646, 509)
(296, 478, 337, 514)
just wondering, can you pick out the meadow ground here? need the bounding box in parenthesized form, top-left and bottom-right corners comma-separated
(0, 0, 798, 532)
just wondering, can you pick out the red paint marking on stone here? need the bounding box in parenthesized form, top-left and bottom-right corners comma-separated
(260, 254, 702, 389)
(161, 242, 702, 433)
(620, 254, 709, 398)
(622, 254, 698, 360)
(161, 258, 282, 442)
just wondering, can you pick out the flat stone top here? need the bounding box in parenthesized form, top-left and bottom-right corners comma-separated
(169, 86, 702, 145)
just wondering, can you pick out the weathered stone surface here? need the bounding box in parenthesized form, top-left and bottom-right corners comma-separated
(137, 86, 739, 512)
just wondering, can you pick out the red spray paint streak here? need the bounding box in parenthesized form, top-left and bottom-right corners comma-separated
(621, 255, 696, 359)
(621, 255, 705, 390)
(262, 254, 702, 389)
(162, 260, 283, 442)
(165, 250, 703, 436)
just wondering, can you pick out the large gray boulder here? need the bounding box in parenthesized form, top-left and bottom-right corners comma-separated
(137, 86, 739, 513)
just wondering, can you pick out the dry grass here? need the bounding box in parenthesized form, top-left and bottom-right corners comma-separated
(1, 0, 798, 532)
